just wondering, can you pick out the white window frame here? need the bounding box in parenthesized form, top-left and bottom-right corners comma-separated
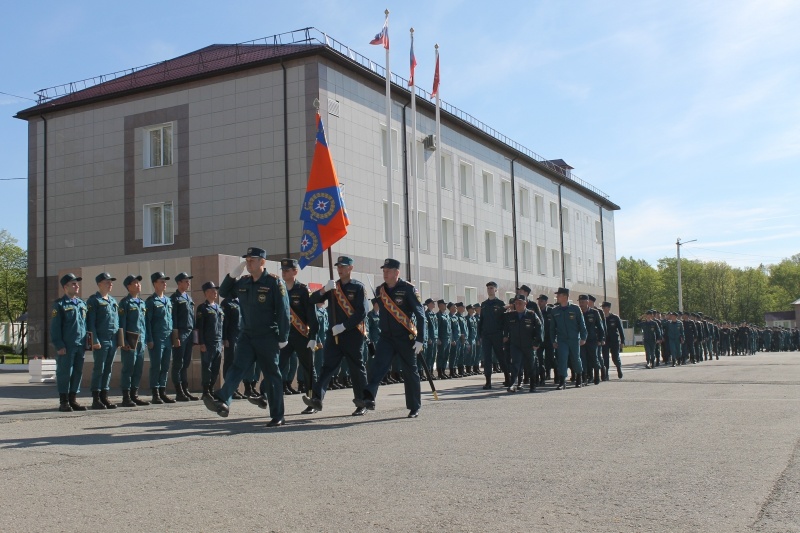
(504, 291, 516, 303)
(462, 223, 476, 260)
(551, 249, 560, 277)
(143, 201, 174, 247)
(595, 220, 602, 243)
(519, 187, 530, 218)
(419, 280, 430, 300)
(537, 245, 547, 276)
(535, 195, 544, 223)
(442, 218, 455, 256)
(443, 283, 457, 303)
(482, 171, 494, 204)
(417, 211, 429, 252)
(416, 141, 426, 180)
(562, 207, 570, 233)
(383, 201, 401, 244)
(459, 161, 474, 198)
(440, 153, 452, 190)
(564, 252, 573, 281)
(503, 235, 514, 268)
(484, 230, 497, 263)
(381, 125, 400, 170)
(464, 286, 477, 306)
(522, 240, 532, 271)
(550, 201, 558, 229)
(501, 180, 511, 211)
(143, 123, 173, 169)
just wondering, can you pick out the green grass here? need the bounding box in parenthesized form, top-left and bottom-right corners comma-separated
(622, 345, 644, 353)
(0, 354, 25, 364)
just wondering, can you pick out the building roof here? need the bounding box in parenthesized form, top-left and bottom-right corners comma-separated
(792, 298, 800, 306)
(16, 27, 619, 210)
(764, 311, 796, 321)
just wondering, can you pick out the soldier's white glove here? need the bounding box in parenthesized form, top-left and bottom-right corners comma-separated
(323, 280, 337, 293)
(278, 341, 288, 349)
(306, 339, 317, 350)
(414, 341, 424, 355)
(331, 324, 345, 336)
(230, 261, 246, 279)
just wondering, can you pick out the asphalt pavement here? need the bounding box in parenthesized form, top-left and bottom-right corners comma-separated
(1, 352, 798, 532)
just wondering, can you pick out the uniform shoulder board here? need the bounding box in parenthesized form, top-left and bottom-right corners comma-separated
(269, 273, 279, 279)
(51, 308, 58, 318)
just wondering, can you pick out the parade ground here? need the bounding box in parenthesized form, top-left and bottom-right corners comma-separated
(1, 352, 798, 532)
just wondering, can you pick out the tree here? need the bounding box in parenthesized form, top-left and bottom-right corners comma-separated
(768, 255, 800, 310)
(0, 230, 27, 324)
(617, 256, 663, 323)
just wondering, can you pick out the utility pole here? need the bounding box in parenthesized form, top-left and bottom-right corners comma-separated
(677, 237, 697, 312)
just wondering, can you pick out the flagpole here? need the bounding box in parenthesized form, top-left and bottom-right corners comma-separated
(410, 28, 421, 286)
(433, 44, 444, 297)
(383, 9, 394, 259)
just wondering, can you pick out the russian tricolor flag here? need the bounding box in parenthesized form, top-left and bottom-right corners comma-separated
(409, 36, 418, 87)
(370, 15, 389, 49)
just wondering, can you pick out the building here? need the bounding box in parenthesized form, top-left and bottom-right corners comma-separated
(16, 28, 620, 358)
(765, 299, 800, 328)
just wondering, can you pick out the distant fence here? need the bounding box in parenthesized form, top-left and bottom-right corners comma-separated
(0, 322, 26, 354)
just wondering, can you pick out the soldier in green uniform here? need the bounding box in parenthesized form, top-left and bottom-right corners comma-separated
(665, 311, 685, 366)
(466, 304, 478, 374)
(549, 287, 587, 389)
(221, 294, 245, 398)
(170, 272, 197, 402)
(435, 299, 452, 380)
(204, 247, 290, 427)
(423, 298, 438, 380)
(50, 273, 88, 412)
(86, 272, 119, 409)
(118, 275, 150, 407)
(504, 295, 543, 393)
(479, 281, 508, 389)
(195, 281, 224, 399)
(146, 272, 175, 404)
(601, 301, 625, 379)
(578, 294, 606, 385)
(638, 310, 662, 368)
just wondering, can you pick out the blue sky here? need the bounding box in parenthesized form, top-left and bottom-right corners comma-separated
(2, 0, 798, 268)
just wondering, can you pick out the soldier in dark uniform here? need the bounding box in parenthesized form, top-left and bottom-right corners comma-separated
(503, 295, 543, 393)
(276, 258, 319, 414)
(146, 272, 175, 404)
(195, 281, 224, 399)
(170, 272, 197, 402)
(423, 298, 438, 380)
(578, 295, 606, 385)
(50, 273, 88, 412)
(356, 258, 426, 418)
(601, 301, 625, 379)
(118, 275, 150, 407)
(435, 299, 452, 380)
(455, 302, 468, 377)
(302, 256, 369, 417)
(638, 310, 662, 368)
(466, 304, 478, 374)
(449, 302, 462, 378)
(86, 272, 119, 409)
(681, 312, 696, 364)
(665, 311, 685, 366)
(203, 247, 290, 428)
(220, 293, 246, 399)
(549, 287, 587, 389)
(535, 295, 554, 385)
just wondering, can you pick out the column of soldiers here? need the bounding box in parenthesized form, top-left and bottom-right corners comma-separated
(49, 248, 798, 417)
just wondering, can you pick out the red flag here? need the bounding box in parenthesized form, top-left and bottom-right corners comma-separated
(431, 52, 440, 98)
(409, 35, 418, 87)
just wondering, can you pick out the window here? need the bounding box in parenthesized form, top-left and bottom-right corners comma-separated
(535, 195, 544, 223)
(464, 287, 477, 306)
(381, 126, 400, 170)
(537, 246, 547, 276)
(484, 231, 497, 263)
(442, 218, 455, 255)
(462, 224, 476, 260)
(503, 235, 514, 268)
(522, 240, 532, 271)
(597, 263, 604, 287)
(482, 171, 494, 204)
(505, 291, 516, 303)
(459, 161, 473, 198)
(564, 252, 572, 281)
(144, 124, 173, 169)
(416, 141, 425, 180)
(383, 201, 401, 244)
(419, 280, 430, 300)
(562, 207, 570, 233)
(550, 201, 558, 229)
(595, 220, 602, 243)
(519, 187, 530, 217)
(501, 180, 511, 210)
(417, 211, 429, 251)
(144, 202, 174, 247)
(443, 284, 456, 303)
(440, 154, 452, 189)
(552, 249, 560, 277)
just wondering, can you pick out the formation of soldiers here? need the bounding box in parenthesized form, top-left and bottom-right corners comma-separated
(635, 310, 800, 368)
(49, 246, 797, 423)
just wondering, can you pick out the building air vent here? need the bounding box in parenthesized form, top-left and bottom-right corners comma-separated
(328, 98, 340, 117)
(423, 134, 436, 151)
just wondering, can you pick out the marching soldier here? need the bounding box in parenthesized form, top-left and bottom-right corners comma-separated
(638, 310, 662, 369)
(601, 301, 625, 379)
(195, 281, 224, 399)
(479, 281, 508, 390)
(86, 272, 119, 409)
(536, 295, 554, 384)
(170, 272, 197, 402)
(302, 256, 369, 416)
(118, 275, 150, 407)
(146, 272, 175, 404)
(204, 246, 290, 427)
(51, 273, 88, 412)
(435, 299, 452, 380)
(578, 295, 606, 385)
(220, 293, 245, 398)
(665, 311, 685, 366)
(549, 287, 587, 389)
(504, 295, 543, 393)
(357, 259, 426, 418)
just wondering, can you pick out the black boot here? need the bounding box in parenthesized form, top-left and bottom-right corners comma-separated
(482, 376, 492, 390)
(159, 387, 175, 403)
(285, 382, 299, 395)
(556, 377, 565, 391)
(575, 374, 582, 388)
(68, 393, 87, 411)
(183, 383, 199, 401)
(201, 385, 212, 400)
(151, 388, 164, 404)
(593, 368, 600, 385)
(131, 387, 150, 406)
(241, 381, 253, 399)
(91, 391, 106, 410)
(59, 393, 73, 412)
(174, 383, 190, 402)
(100, 390, 117, 409)
(119, 389, 136, 407)
(502, 372, 511, 387)
(616, 365, 623, 379)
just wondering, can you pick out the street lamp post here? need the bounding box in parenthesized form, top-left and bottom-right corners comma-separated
(677, 237, 697, 312)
